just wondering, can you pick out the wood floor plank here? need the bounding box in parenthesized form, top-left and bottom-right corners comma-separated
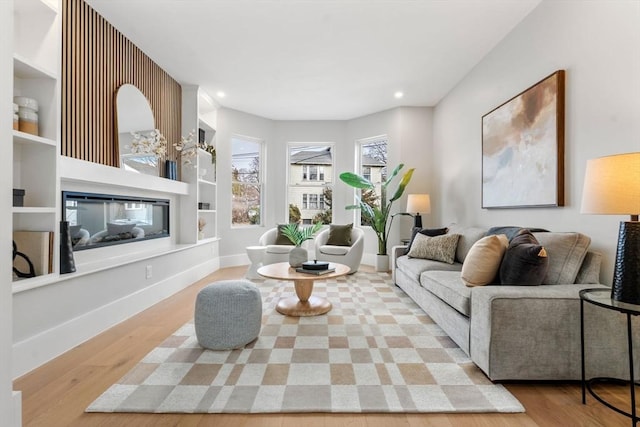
(14, 266, 633, 427)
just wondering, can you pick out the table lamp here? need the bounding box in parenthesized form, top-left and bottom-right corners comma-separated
(580, 152, 640, 304)
(406, 194, 431, 229)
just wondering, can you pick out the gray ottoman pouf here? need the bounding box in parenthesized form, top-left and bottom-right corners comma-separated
(194, 279, 262, 350)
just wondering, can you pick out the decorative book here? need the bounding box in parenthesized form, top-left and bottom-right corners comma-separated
(295, 267, 336, 276)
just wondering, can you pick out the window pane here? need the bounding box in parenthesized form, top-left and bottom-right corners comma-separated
(288, 145, 333, 224)
(359, 137, 388, 226)
(232, 137, 262, 226)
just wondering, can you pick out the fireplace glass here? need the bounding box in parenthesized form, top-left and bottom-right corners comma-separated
(62, 191, 169, 250)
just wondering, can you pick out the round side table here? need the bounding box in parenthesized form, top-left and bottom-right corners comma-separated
(245, 246, 266, 279)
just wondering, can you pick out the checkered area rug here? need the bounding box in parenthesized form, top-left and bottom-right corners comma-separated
(86, 271, 524, 413)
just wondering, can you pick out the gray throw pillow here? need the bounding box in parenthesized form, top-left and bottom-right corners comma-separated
(499, 229, 549, 286)
(326, 223, 353, 246)
(407, 233, 460, 264)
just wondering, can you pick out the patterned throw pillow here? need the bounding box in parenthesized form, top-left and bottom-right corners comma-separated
(461, 234, 509, 287)
(406, 233, 461, 264)
(404, 226, 449, 255)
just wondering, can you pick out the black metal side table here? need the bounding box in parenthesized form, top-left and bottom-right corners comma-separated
(580, 288, 640, 426)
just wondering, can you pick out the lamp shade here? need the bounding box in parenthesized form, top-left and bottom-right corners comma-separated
(580, 152, 640, 217)
(406, 194, 431, 215)
(580, 152, 640, 305)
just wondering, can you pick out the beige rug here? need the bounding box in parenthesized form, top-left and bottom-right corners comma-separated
(86, 271, 524, 413)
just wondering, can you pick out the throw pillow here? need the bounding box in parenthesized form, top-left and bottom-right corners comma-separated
(274, 224, 295, 245)
(461, 234, 509, 287)
(404, 226, 448, 255)
(499, 229, 549, 286)
(325, 223, 353, 246)
(407, 233, 460, 264)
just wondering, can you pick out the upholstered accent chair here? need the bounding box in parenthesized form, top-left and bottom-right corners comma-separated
(258, 227, 296, 265)
(315, 226, 365, 274)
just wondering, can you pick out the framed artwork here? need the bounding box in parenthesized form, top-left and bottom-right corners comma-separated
(482, 70, 565, 208)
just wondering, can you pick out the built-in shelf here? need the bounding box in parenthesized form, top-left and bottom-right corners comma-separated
(198, 209, 217, 214)
(13, 130, 57, 147)
(12, 273, 59, 294)
(60, 156, 190, 195)
(12, 207, 56, 214)
(13, 53, 57, 80)
(198, 178, 216, 186)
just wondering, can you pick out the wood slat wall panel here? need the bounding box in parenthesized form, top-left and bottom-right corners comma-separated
(61, 0, 181, 169)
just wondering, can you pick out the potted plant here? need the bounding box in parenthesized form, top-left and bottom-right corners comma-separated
(281, 222, 323, 267)
(340, 164, 414, 271)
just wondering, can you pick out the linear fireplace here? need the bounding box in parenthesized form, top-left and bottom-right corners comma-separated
(62, 191, 170, 251)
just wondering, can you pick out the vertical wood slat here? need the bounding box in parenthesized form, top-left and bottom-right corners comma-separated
(61, 0, 181, 169)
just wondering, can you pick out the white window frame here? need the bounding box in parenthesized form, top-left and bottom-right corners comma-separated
(231, 134, 265, 228)
(287, 142, 335, 224)
(354, 135, 388, 226)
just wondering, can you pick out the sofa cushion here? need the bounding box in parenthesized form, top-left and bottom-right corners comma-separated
(404, 226, 449, 255)
(446, 224, 487, 263)
(499, 230, 549, 286)
(265, 245, 294, 254)
(275, 224, 295, 245)
(396, 255, 462, 283)
(407, 233, 460, 264)
(318, 245, 349, 256)
(421, 270, 472, 316)
(325, 223, 353, 246)
(533, 232, 591, 285)
(461, 234, 509, 287)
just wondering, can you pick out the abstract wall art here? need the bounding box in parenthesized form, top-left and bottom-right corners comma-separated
(482, 70, 565, 208)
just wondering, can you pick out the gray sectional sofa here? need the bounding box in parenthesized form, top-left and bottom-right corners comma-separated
(392, 224, 640, 381)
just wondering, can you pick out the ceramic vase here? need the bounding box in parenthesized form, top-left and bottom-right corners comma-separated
(289, 245, 307, 268)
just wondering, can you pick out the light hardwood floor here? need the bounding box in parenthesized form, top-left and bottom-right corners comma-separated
(15, 266, 631, 426)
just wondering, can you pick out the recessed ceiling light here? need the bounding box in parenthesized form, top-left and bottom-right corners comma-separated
(394, 91, 404, 99)
(216, 91, 226, 98)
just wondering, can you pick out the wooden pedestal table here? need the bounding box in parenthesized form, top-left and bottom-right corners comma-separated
(257, 262, 350, 316)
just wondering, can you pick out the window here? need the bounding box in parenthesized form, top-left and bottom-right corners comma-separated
(288, 144, 334, 224)
(357, 136, 388, 226)
(232, 135, 263, 226)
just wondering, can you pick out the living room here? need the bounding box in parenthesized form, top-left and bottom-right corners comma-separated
(2, 0, 639, 426)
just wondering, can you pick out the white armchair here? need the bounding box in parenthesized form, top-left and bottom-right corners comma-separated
(258, 227, 297, 265)
(315, 226, 365, 274)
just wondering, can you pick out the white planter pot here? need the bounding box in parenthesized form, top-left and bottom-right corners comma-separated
(375, 254, 389, 272)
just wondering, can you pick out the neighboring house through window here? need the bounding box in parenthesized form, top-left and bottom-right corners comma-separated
(288, 144, 334, 224)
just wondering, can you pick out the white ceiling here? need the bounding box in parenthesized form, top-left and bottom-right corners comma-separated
(86, 0, 541, 121)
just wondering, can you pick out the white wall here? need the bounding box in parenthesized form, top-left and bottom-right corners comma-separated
(217, 106, 433, 267)
(1, 0, 17, 422)
(432, 0, 640, 283)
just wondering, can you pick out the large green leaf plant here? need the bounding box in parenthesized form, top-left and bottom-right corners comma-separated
(340, 164, 415, 255)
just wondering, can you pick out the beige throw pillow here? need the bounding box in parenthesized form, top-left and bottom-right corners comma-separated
(461, 234, 509, 287)
(407, 233, 460, 264)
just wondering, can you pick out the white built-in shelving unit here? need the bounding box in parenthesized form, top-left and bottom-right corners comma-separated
(181, 86, 219, 244)
(12, 0, 61, 285)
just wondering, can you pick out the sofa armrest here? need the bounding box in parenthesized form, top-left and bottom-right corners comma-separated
(469, 283, 622, 380)
(391, 245, 407, 283)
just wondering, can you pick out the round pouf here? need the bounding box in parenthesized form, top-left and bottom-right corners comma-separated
(194, 280, 262, 350)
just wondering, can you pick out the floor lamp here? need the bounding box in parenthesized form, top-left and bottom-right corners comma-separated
(581, 152, 640, 304)
(406, 194, 431, 229)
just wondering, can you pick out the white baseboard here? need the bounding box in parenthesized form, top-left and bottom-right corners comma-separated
(13, 390, 21, 427)
(12, 259, 217, 379)
(220, 253, 249, 269)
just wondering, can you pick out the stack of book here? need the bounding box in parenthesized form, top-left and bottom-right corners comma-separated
(296, 260, 335, 275)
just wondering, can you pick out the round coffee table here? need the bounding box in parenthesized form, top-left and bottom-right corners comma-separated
(257, 262, 350, 316)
